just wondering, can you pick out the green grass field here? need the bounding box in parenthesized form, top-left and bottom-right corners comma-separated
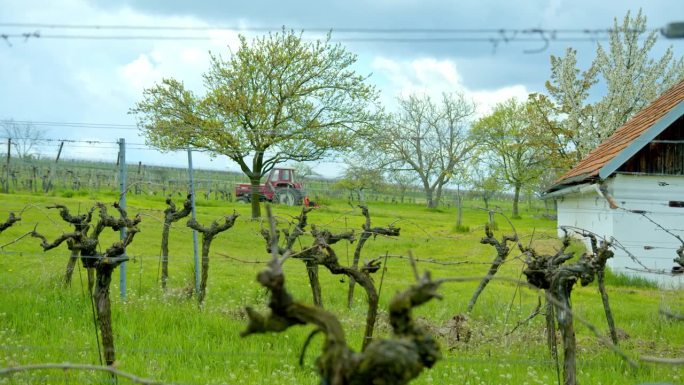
(0, 193, 682, 384)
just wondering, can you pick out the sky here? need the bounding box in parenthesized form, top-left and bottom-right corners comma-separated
(1, 0, 683, 177)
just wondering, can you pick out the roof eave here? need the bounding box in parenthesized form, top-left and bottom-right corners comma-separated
(598, 100, 684, 179)
(545, 173, 598, 194)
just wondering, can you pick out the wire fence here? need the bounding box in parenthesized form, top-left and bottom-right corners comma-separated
(0, 137, 682, 385)
(0, 136, 554, 211)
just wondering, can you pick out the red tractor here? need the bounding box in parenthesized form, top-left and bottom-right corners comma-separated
(235, 167, 305, 206)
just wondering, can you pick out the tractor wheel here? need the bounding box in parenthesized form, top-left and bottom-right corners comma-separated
(275, 188, 298, 206)
(236, 196, 249, 204)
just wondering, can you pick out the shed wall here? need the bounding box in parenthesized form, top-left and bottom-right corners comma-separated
(555, 175, 683, 288)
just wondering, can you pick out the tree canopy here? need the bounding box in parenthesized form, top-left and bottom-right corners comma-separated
(353, 92, 475, 208)
(532, 10, 684, 168)
(132, 30, 380, 218)
(472, 98, 547, 218)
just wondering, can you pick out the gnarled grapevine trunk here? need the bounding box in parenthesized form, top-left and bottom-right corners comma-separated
(161, 195, 192, 290)
(243, 209, 443, 385)
(348, 205, 400, 308)
(32, 202, 141, 366)
(468, 225, 517, 312)
(187, 212, 239, 304)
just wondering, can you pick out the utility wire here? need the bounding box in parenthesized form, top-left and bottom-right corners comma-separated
(0, 32, 617, 43)
(0, 23, 654, 34)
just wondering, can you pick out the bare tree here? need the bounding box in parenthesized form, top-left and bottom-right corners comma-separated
(357, 93, 475, 208)
(1, 120, 46, 159)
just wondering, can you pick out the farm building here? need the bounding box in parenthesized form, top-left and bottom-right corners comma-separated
(545, 79, 684, 288)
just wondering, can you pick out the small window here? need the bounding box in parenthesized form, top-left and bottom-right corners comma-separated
(669, 201, 684, 208)
(281, 169, 291, 181)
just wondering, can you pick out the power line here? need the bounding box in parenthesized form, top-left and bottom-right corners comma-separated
(0, 32, 616, 43)
(3, 120, 138, 130)
(0, 23, 653, 34)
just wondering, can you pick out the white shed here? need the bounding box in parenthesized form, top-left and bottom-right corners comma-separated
(545, 80, 684, 288)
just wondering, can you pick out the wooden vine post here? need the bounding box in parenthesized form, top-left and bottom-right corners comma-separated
(187, 211, 239, 305)
(347, 205, 400, 308)
(467, 224, 518, 312)
(160, 195, 192, 290)
(242, 206, 443, 384)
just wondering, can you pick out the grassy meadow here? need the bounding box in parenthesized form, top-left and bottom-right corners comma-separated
(0, 191, 682, 385)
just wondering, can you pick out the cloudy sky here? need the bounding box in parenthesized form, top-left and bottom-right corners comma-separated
(1, 0, 683, 175)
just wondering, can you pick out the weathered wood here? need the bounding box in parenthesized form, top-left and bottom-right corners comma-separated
(259, 206, 381, 349)
(187, 212, 239, 304)
(348, 205, 400, 308)
(521, 236, 569, 363)
(260, 207, 346, 308)
(523, 231, 604, 385)
(551, 254, 597, 385)
(243, 212, 442, 384)
(32, 202, 141, 366)
(315, 239, 381, 350)
(63, 248, 79, 286)
(161, 195, 192, 290)
(467, 224, 517, 312)
(93, 224, 140, 366)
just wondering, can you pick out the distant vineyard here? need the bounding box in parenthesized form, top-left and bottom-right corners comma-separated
(0, 155, 511, 207)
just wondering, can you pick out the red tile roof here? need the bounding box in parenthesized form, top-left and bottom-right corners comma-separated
(550, 79, 684, 190)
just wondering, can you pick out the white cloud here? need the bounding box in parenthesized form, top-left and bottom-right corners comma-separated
(371, 56, 530, 116)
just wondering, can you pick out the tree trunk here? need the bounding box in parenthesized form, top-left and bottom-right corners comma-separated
(433, 184, 444, 208)
(94, 264, 116, 366)
(87, 267, 95, 294)
(198, 240, 211, 305)
(63, 249, 79, 287)
(249, 176, 262, 219)
(348, 231, 372, 308)
(545, 291, 558, 359)
(161, 222, 171, 290)
(556, 293, 576, 385)
(467, 254, 504, 312)
(456, 187, 463, 227)
(598, 269, 618, 345)
(306, 261, 323, 307)
(424, 187, 435, 208)
(512, 183, 521, 218)
(187, 213, 239, 305)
